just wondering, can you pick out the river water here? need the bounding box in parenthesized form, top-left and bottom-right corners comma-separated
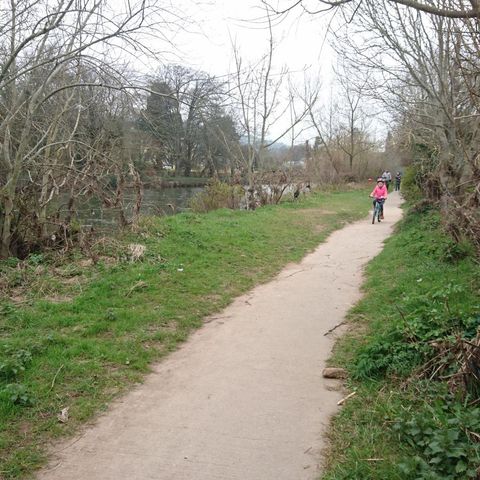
(77, 186, 203, 229)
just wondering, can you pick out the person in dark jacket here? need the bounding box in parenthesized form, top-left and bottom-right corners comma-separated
(395, 171, 402, 191)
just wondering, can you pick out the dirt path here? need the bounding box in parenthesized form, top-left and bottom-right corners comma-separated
(37, 192, 403, 480)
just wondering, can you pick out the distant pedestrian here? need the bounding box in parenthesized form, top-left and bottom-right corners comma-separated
(385, 170, 392, 191)
(381, 171, 388, 190)
(395, 171, 402, 191)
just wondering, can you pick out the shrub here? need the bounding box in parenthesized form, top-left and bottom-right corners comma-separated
(0, 349, 32, 380)
(394, 401, 480, 479)
(401, 166, 423, 201)
(189, 181, 245, 213)
(352, 284, 479, 380)
(1, 383, 34, 406)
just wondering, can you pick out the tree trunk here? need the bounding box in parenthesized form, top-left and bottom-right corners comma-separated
(1, 192, 14, 258)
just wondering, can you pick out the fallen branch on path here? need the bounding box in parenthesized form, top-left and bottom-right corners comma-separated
(324, 321, 346, 336)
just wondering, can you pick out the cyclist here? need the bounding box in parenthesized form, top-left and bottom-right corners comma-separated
(370, 177, 388, 220)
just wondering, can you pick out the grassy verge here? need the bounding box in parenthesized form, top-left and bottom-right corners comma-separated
(323, 205, 480, 479)
(0, 189, 370, 479)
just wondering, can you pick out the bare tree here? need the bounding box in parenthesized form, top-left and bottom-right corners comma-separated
(305, 93, 341, 177)
(301, 68, 377, 181)
(264, 0, 479, 246)
(333, 64, 376, 173)
(141, 65, 240, 178)
(328, 0, 480, 246)
(0, 0, 183, 258)
(347, 3, 476, 183)
(229, 10, 310, 207)
(267, 0, 480, 19)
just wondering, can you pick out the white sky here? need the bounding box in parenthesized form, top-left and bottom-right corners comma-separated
(175, 0, 335, 78)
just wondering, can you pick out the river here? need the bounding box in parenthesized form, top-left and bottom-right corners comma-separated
(77, 186, 203, 229)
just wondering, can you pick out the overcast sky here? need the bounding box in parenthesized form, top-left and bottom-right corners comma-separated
(167, 0, 338, 142)
(130, 0, 380, 144)
(174, 0, 335, 78)
(122, 0, 389, 144)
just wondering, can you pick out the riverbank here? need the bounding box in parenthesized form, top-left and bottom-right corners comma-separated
(322, 205, 480, 479)
(0, 189, 370, 479)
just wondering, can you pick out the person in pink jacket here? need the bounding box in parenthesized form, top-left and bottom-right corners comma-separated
(370, 178, 388, 219)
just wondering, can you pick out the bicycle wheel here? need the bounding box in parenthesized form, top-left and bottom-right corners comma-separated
(372, 204, 377, 224)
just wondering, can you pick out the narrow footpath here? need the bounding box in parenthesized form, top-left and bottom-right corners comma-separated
(37, 192, 403, 480)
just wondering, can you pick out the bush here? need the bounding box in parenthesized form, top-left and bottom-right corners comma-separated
(394, 400, 480, 479)
(189, 181, 245, 213)
(0, 348, 32, 380)
(401, 166, 423, 201)
(352, 283, 479, 380)
(353, 326, 426, 379)
(1, 383, 34, 406)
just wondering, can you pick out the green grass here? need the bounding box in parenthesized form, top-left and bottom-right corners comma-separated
(0, 189, 370, 479)
(323, 206, 480, 479)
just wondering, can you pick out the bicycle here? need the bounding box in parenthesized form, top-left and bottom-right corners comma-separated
(371, 198, 385, 224)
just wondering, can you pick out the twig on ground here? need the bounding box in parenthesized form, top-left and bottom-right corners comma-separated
(125, 280, 148, 297)
(337, 391, 356, 405)
(324, 321, 346, 336)
(284, 268, 309, 278)
(50, 364, 64, 390)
